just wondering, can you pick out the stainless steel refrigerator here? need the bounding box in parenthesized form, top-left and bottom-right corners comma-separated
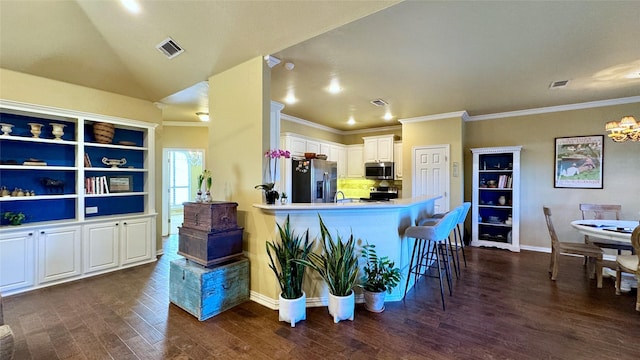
(291, 159, 337, 203)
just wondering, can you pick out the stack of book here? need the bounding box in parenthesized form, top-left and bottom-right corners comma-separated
(85, 176, 109, 194)
(497, 175, 513, 188)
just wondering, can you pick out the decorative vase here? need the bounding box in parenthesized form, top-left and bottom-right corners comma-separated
(498, 195, 506, 206)
(28, 123, 43, 138)
(93, 122, 115, 144)
(49, 123, 66, 140)
(0, 123, 14, 136)
(328, 290, 355, 323)
(280, 197, 287, 205)
(363, 290, 386, 313)
(196, 191, 203, 202)
(279, 291, 306, 327)
(205, 191, 212, 202)
(265, 190, 278, 205)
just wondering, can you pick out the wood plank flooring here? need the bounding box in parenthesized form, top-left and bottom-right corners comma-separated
(3, 237, 639, 359)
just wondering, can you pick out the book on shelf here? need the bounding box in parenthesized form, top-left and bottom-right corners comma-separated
(85, 176, 109, 194)
(84, 153, 92, 167)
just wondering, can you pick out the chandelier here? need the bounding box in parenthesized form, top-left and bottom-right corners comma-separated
(605, 115, 640, 142)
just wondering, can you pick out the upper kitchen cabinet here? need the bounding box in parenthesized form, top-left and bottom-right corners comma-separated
(393, 141, 403, 180)
(363, 135, 395, 163)
(346, 145, 364, 178)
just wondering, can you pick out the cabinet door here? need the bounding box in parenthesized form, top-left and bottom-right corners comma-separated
(394, 142, 403, 179)
(363, 138, 378, 163)
(320, 143, 332, 158)
(335, 146, 347, 178)
(0, 230, 35, 293)
(83, 221, 119, 273)
(347, 145, 364, 178)
(289, 136, 307, 156)
(121, 217, 152, 265)
(377, 137, 394, 162)
(306, 140, 320, 154)
(38, 225, 81, 283)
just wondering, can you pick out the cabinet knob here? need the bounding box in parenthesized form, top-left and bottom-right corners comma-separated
(28, 232, 33, 236)
(123, 222, 127, 225)
(40, 231, 45, 234)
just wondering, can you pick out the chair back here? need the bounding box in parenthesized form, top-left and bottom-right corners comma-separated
(406, 207, 460, 242)
(457, 202, 471, 225)
(580, 203, 621, 220)
(543, 206, 559, 247)
(631, 225, 640, 261)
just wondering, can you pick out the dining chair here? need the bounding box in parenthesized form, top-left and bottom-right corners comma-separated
(615, 225, 640, 311)
(543, 207, 603, 288)
(580, 203, 633, 255)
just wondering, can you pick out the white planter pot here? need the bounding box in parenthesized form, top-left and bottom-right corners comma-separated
(279, 291, 306, 327)
(328, 290, 355, 323)
(363, 290, 386, 313)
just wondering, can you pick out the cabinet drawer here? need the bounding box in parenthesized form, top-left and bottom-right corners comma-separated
(169, 258, 249, 321)
(182, 202, 238, 232)
(178, 227, 243, 267)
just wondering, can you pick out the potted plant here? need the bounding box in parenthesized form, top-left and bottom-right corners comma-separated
(3, 211, 26, 226)
(266, 215, 312, 327)
(359, 243, 401, 312)
(296, 215, 359, 323)
(255, 183, 279, 204)
(280, 192, 288, 205)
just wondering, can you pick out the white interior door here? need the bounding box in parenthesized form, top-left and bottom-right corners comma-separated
(412, 145, 449, 213)
(162, 148, 204, 236)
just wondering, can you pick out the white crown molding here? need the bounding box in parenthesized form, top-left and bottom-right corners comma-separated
(399, 111, 470, 124)
(341, 124, 402, 135)
(467, 96, 640, 121)
(162, 120, 209, 127)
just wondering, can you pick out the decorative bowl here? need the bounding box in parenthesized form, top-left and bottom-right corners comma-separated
(315, 154, 328, 160)
(102, 157, 127, 168)
(304, 152, 316, 159)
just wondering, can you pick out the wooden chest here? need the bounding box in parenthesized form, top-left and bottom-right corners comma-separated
(169, 257, 249, 321)
(178, 227, 244, 266)
(182, 201, 238, 232)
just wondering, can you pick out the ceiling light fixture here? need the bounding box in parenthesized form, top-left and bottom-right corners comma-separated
(284, 91, 297, 104)
(384, 111, 393, 121)
(264, 55, 281, 68)
(328, 79, 342, 94)
(284, 62, 295, 71)
(347, 117, 355, 126)
(196, 112, 209, 122)
(605, 115, 639, 142)
(120, 0, 141, 14)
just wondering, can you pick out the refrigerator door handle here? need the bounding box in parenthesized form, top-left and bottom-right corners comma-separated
(323, 172, 329, 202)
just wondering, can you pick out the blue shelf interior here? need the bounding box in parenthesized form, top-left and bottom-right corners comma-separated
(85, 124, 144, 146)
(0, 198, 76, 225)
(85, 148, 144, 169)
(1, 141, 76, 166)
(0, 112, 76, 141)
(1, 169, 76, 196)
(85, 195, 145, 217)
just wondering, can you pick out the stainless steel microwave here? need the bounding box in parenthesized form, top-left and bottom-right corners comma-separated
(365, 162, 394, 180)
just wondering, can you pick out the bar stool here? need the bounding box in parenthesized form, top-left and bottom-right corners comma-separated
(403, 208, 461, 310)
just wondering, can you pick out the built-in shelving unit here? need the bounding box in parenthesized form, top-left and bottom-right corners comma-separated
(0, 99, 157, 295)
(470, 146, 522, 252)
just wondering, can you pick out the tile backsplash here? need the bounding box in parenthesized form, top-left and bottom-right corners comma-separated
(337, 179, 402, 199)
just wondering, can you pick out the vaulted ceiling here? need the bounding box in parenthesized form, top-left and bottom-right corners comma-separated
(1, 1, 638, 131)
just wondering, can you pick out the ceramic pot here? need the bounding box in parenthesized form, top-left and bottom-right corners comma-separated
(93, 122, 115, 144)
(328, 290, 355, 323)
(50, 123, 66, 140)
(363, 290, 386, 313)
(498, 195, 506, 206)
(279, 291, 306, 327)
(28, 123, 43, 138)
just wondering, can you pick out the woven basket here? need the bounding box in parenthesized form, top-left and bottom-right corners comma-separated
(93, 122, 114, 144)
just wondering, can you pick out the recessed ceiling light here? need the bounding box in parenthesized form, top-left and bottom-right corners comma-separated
(327, 79, 342, 94)
(284, 91, 297, 104)
(120, 0, 141, 14)
(196, 112, 209, 122)
(347, 117, 355, 125)
(384, 111, 393, 121)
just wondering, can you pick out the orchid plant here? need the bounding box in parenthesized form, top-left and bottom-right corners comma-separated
(256, 148, 290, 191)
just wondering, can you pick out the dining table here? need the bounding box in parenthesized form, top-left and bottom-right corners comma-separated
(570, 219, 638, 248)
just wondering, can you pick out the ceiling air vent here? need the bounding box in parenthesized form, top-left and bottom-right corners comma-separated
(549, 80, 570, 89)
(370, 99, 388, 107)
(156, 37, 184, 59)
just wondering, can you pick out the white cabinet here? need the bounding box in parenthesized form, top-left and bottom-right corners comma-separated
(347, 145, 364, 178)
(336, 146, 347, 178)
(0, 229, 35, 293)
(83, 221, 120, 273)
(37, 225, 82, 284)
(363, 135, 394, 163)
(121, 217, 153, 265)
(288, 136, 307, 156)
(471, 146, 522, 252)
(393, 141, 403, 180)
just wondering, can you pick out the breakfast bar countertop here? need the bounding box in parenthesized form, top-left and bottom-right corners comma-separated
(253, 195, 440, 211)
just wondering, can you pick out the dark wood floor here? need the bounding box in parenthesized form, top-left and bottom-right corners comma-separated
(3, 237, 639, 359)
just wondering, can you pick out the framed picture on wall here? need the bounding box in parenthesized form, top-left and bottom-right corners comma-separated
(554, 135, 604, 189)
(108, 175, 133, 193)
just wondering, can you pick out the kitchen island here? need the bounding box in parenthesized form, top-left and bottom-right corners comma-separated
(253, 195, 440, 307)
